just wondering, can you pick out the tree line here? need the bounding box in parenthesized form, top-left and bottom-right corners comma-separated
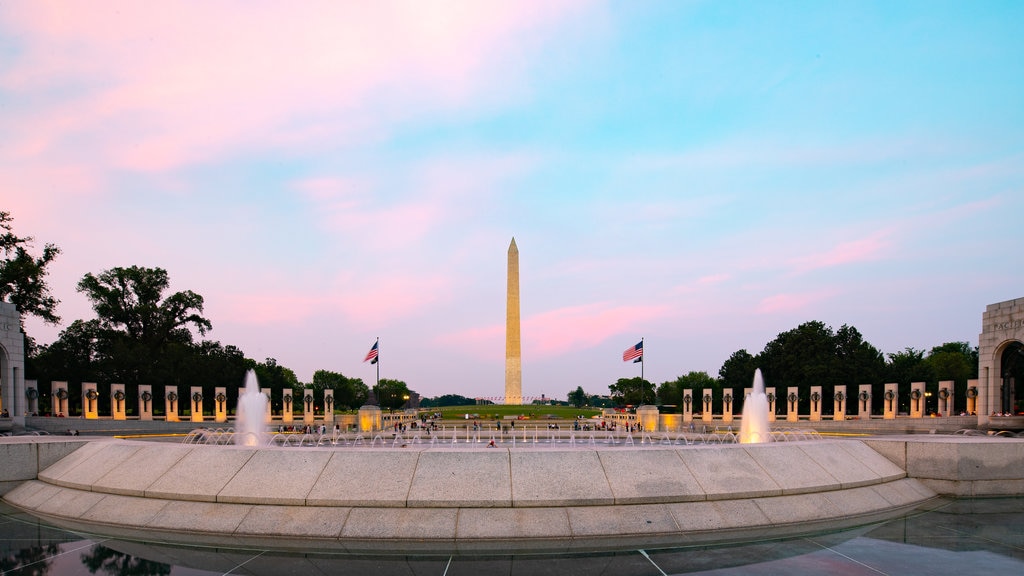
(1, 211, 413, 417)
(568, 321, 977, 416)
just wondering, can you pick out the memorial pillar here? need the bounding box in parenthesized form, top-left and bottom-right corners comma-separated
(138, 385, 153, 421)
(766, 388, 777, 422)
(165, 388, 180, 422)
(966, 378, 978, 415)
(721, 390, 734, 424)
(857, 384, 872, 420)
(190, 386, 204, 422)
(323, 390, 335, 423)
(833, 385, 846, 421)
(937, 381, 953, 416)
(110, 383, 127, 421)
(701, 388, 713, 423)
(682, 389, 693, 423)
(809, 386, 822, 422)
(282, 390, 294, 424)
(303, 390, 315, 424)
(883, 383, 898, 420)
(214, 387, 228, 423)
(262, 387, 272, 422)
(25, 380, 39, 416)
(53, 382, 69, 417)
(358, 404, 381, 433)
(786, 387, 799, 422)
(909, 382, 925, 418)
(82, 382, 99, 419)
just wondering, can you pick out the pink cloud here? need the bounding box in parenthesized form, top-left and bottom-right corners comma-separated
(789, 230, 890, 273)
(755, 290, 837, 314)
(1, 1, 588, 174)
(438, 302, 673, 361)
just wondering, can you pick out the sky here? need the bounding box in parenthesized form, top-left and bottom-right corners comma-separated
(2, 1, 1022, 401)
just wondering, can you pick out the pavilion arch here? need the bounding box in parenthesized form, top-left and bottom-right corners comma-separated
(978, 297, 1024, 424)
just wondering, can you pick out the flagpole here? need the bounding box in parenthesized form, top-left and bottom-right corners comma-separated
(375, 337, 380, 390)
(641, 337, 645, 404)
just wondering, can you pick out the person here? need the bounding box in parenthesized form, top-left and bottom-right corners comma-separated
(1, 409, 9, 418)
(487, 439, 496, 447)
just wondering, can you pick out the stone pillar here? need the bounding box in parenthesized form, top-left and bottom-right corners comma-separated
(214, 387, 228, 423)
(909, 382, 926, 418)
(190, 386, 204, 422)
(636, 405, 659, 431)
(833, 385, 846, 421)
(785, 387, 799, 422)
(82, 383, 99, 419)
(701, 388, 713, 423)
(53, 382, 69, 417)
(358, 404, 381, 433)
(809, 386, 822, 422)
(883, 383, 898, 420)
(262, 388, 272, 422)
(25, 380, 39, 416)
(138, 385, 153, 421)
(966, 378, 978, 415)
(682, 389, 693, 423)
(857, 384, 872, 420)
(165, 388, 180, 422)
(282, 391, 294, 424)
(505, 238, 522, 405)
(303, 390, 315, 424)
(0, 303, 26, 422)
(323, 390, 335, 423)
(766, 388, 777, 422)
(937, 381, 953, 416)
(110, 383, 127, 421)
(721, 390, 734, 424)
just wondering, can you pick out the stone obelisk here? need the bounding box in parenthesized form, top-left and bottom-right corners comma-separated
(505, 238, 522, 405)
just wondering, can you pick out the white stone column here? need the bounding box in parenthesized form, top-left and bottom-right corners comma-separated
(785, 387, 799, 422)
(190, 386, 204, 422)
(857, 384, 872, 420)
(937, 381, 954, 416)
(909, 382, 926, 418)
(701, 388, 713, 423)
(883, 383, 898, 420)
(138, 385, 153, 421)
(302, 390, 315, 425)
(682, 389, 693, 423)
(261, 388, 272, 422)
(82, 382, 99, 419)
(282, 390, 294, 424)
(721, 390, 734, 424)
(25, 380, 39, 415)
(323, 390, 335, 423)
(110, 383, 127, 421)
(214, 387, 228, 423)
(966, 378, 979, 415)
(833, 385, 847, 421)
(165, 387, 180, 422)
(53, 382, 69, 417)
(809, 386, 822, 422)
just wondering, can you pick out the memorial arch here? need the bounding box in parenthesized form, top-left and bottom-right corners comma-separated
(979, 297, 1024, 424)
(0, 303, 26, 422)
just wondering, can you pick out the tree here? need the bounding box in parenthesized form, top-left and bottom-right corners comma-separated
(77, 266, 211, 348)
(568, 386, 587, 408)
(420, 394, 475, 408)
(608, 377, 654, 407)
(0, 211, 61, 355)
(718, 349, 757, 391)
(311, 369, 368, 410)
(375, 378, 412, 412)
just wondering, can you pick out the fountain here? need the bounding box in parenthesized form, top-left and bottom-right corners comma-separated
(234, 369, 268, 446)
(739, 368, 770, 443)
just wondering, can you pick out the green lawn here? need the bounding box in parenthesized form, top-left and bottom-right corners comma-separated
(427, 404, 602, 421)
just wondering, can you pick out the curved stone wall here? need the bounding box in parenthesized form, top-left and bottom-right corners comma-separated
(3, 438, 937, 553)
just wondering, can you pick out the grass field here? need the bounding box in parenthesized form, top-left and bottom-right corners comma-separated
(428, 404, 603, 421)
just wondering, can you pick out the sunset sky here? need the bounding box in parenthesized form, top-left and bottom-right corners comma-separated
(3, 1, 1021, 400)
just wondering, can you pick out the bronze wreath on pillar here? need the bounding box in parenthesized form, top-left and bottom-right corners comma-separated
(910, 389, 922, 411)
(141, 391, 152, 412)
(215, 392, 227, 412)
(702, 394, 712, 412)
(723, 393, 732, 412)
(113, 390, 125, 412)
(966, 387, 977, 399)
(810, 391, 821, 411)
(884, 389, 895, 412)
(859, 390, 870, 411)
(56, 388, 68, 400)
(787, 392, 797, 411)
(26, 388, 38, 400)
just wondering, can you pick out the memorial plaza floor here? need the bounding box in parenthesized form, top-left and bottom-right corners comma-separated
(1, 497, 1022, 575)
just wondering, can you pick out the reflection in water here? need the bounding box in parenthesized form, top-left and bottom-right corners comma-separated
(81, 546, 170, 576)
(0, 498, 1022, 576)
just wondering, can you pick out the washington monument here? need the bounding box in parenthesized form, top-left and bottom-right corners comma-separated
(505, 237, 522, 404)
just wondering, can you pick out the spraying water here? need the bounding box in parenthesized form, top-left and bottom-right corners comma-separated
(235, 370, 268, 446)
(739, 368, 770, 443)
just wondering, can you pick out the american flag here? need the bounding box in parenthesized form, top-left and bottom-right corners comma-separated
(363, 341, 378, 364)
(622, 341, 643, 362)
